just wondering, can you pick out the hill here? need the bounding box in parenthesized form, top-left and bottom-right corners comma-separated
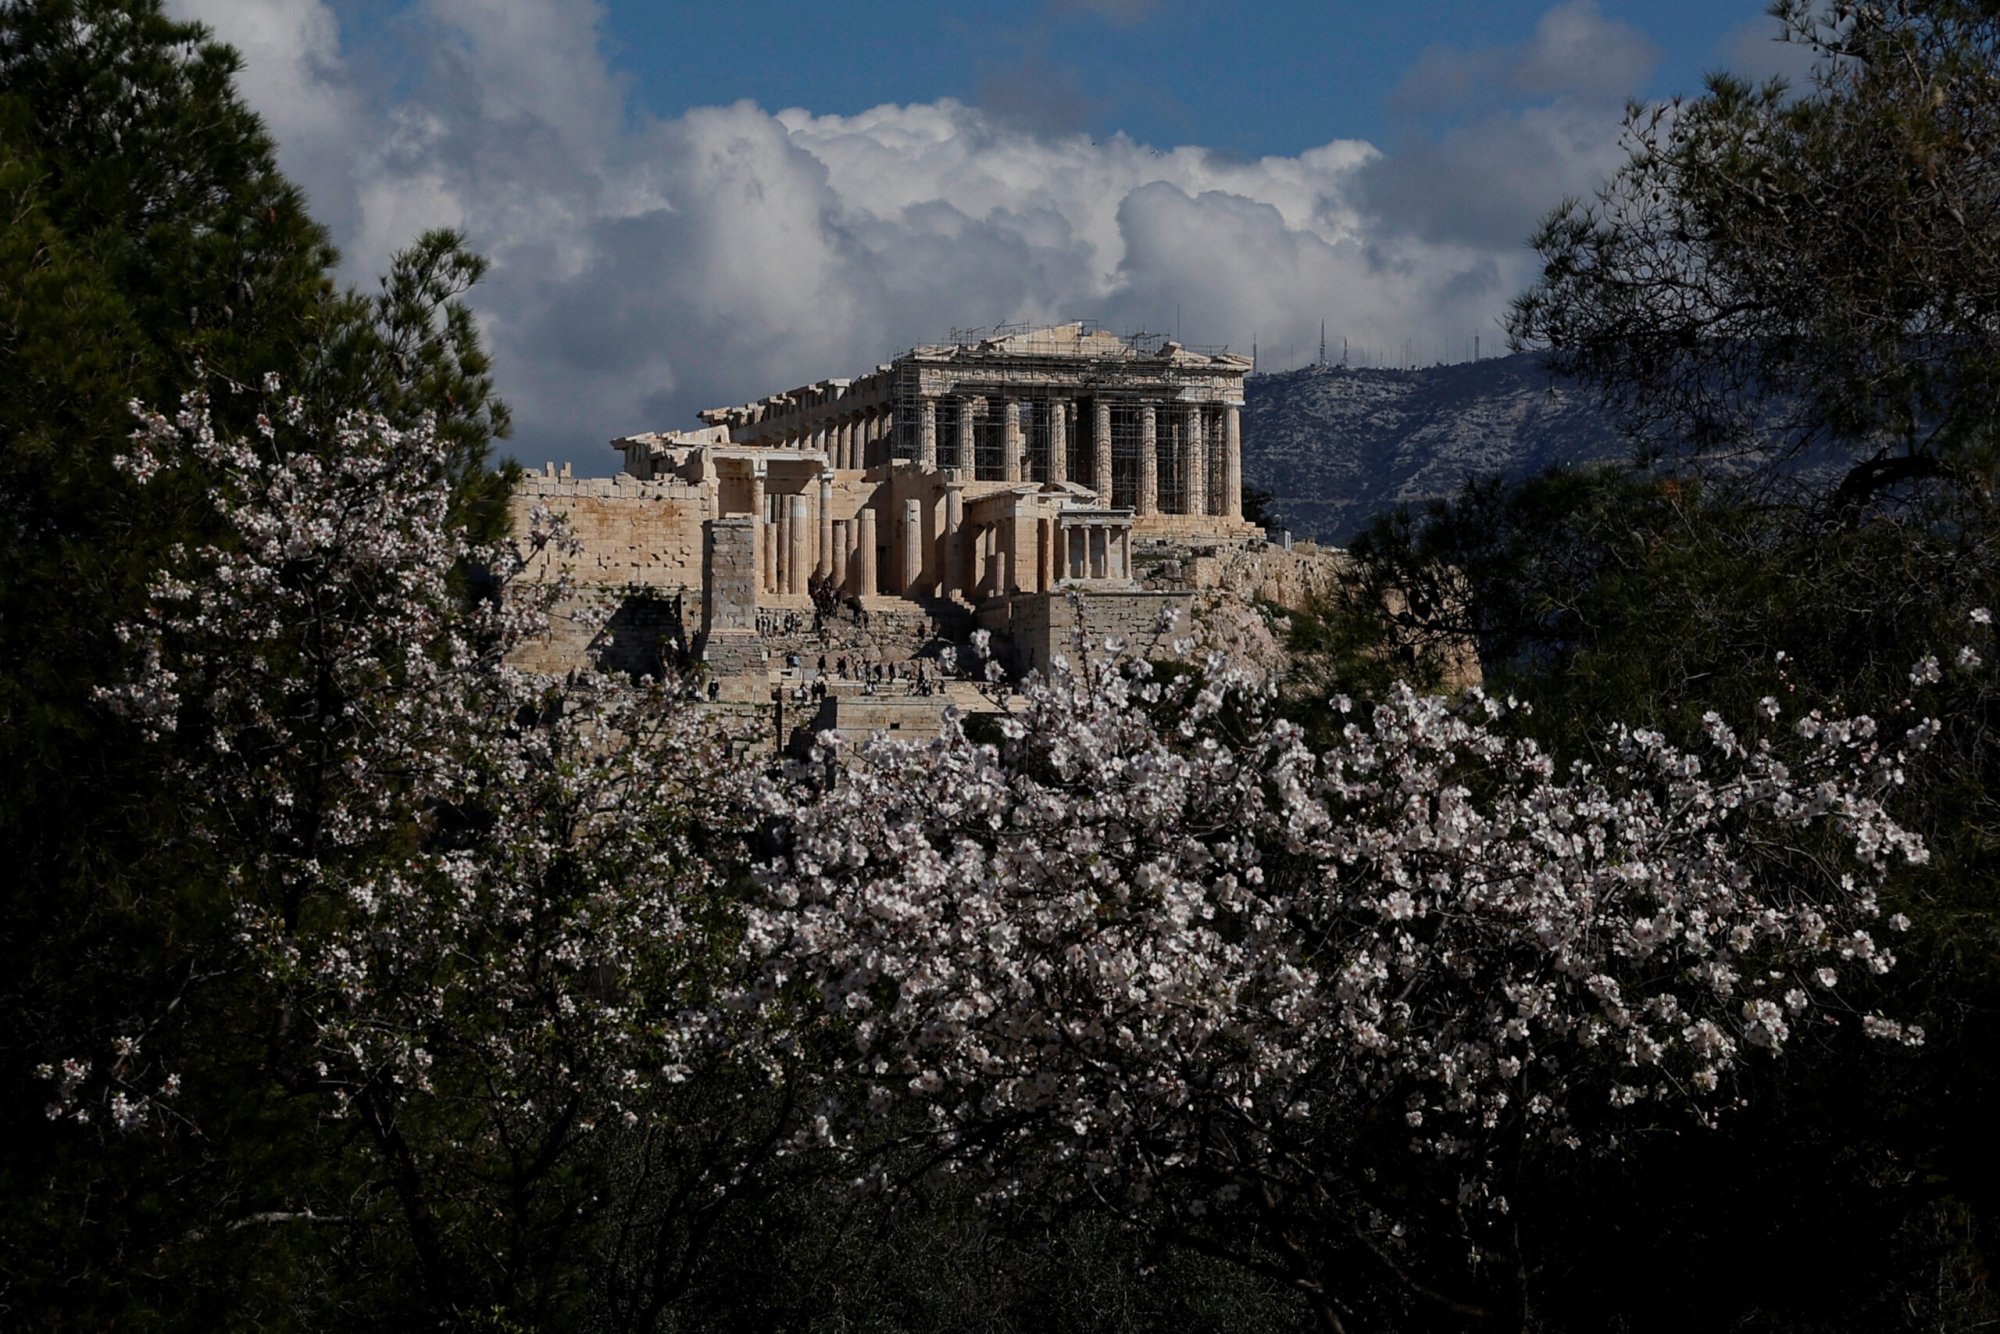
(1240, 353, 1635, 544)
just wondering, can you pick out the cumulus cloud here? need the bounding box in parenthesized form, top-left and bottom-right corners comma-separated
(1714, 12, 1822, 87)
(168, 0, 1647, 474)
(1361, 0, 1655, 253)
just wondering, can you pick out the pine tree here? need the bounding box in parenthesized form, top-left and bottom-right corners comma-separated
(0, 3, 512, 1317)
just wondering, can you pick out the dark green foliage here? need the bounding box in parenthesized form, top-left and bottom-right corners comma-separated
(1510, 0, 2000, 500)
(1341, 9, 2000, 1302)
(311, 228, 518, 541)
(1323, 459, 2000, 1330)
(1240, 484, 1278, 530)
(0, 2, 513, 1324)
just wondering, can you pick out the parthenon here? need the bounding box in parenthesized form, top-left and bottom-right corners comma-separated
(511, 322, 1264, 705)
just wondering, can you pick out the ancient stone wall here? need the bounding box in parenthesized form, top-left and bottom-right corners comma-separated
(985, 589, 1197, 677)
(1139, 540, 1348, 612)
(511, 472, 708, 589)
(508, 473, 708, 676)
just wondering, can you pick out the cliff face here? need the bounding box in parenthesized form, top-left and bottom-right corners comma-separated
(1240, 353, 1634, 544)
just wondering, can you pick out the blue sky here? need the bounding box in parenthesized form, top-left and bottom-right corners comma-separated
(607, 1, 1786, 155)
(173, 0, 1811, 473)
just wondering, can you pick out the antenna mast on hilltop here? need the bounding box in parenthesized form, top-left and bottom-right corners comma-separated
(1318, 322, 1327, 368)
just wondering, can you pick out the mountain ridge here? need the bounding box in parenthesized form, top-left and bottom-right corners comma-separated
(1240, 352, 1638, 544)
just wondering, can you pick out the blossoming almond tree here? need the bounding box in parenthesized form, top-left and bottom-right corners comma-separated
(748, 647, 1931, 1331)
(79, 386, 764, 1321)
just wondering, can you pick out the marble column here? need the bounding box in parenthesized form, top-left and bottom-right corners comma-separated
(1002, 399, 1024, 483)
(919, 397, 938, 471)
(856, 506, 878, 597)
(1093, 399, 1113, 504)
(831, 519, 850, 594)
(787, 495, 809, 595)
(1049, 400, 1069, 485)
(1223, 402, 1243, 519)
(1137, 403, 1159, 518)
(1184, 404, 1208, 518)
(902, 498, 923, 596)
(957, 396, 978, 476)
(771, 494, 786, 593)
(778, 506, 790, 588)
(749, 473, 766, 596)
(817, 475, 834, 579)
(944, 483, 965, 600)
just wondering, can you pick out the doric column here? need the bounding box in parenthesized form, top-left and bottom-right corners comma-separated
(1223, 402, 1243, 519)
(1138, 403, 1159, 518)
(902, 498, 923, 596)
(856, 506, 878, 598)
(919, 397, 938, 471)
(772, 493, 787, 593)
(1049, 400, 1069, 485)
(1002, 399, 1024, 483)
(831, 519, 849, 594)
(957, 396, 978, 476)
(944, 483, 965, 600)
(749, 472, 767, 595)
(787, 495, 809, 595)
(817, 476, 834, 578)
(1093, 399, 1113, 504)
(764, 499, 779, 594)
(1184, 404, 1208, 518)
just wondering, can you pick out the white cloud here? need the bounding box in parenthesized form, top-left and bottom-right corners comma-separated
(1364, 0, 1656, 254)
(167, 0, 1645, 473)
(1510, 0, 1658, 103)
(1714, 13, 1822, 87)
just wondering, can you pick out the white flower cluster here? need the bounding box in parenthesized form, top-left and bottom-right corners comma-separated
(748, 653, 1930, 1218)
(89, 387, 753, 1147)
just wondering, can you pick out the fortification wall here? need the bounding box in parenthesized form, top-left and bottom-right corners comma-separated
(511, 473, 709, 589)
(986, 589, 1197, 677)
(508, 474, 708, 676)
(1143, 541, 1348, 612)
